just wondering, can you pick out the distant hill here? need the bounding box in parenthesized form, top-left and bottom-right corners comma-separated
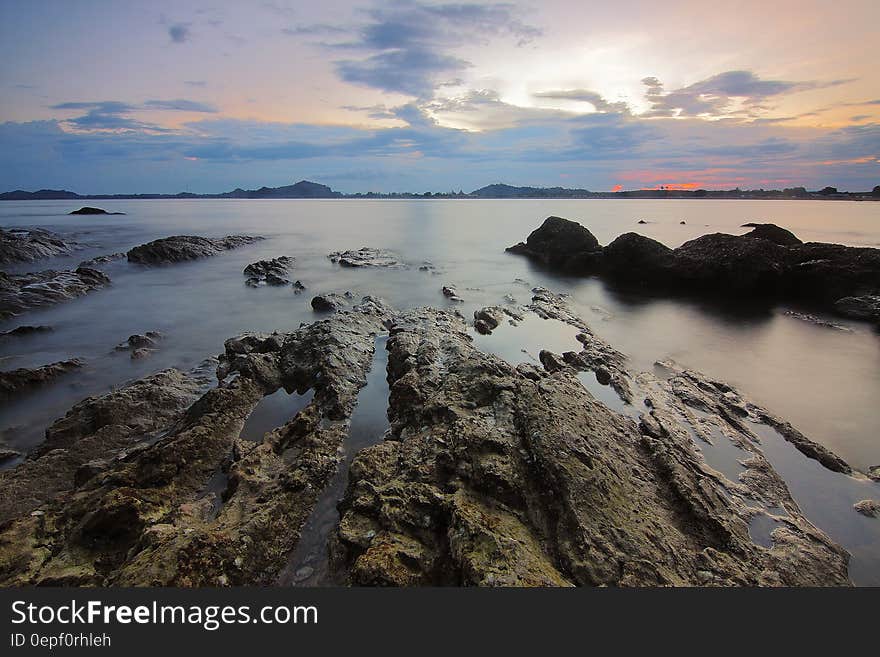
(1, 180, 877, 201)
(470, 183, 594, 198)
(0, 180, 342, 201)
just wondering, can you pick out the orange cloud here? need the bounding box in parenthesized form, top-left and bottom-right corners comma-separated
(611, 184, 622, 192)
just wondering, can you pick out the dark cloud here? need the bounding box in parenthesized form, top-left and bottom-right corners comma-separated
(642, 70, 853, 118)
(329, 1, 542, 98)
(168, 23, 191, 43)
(338, 49, 470, 98)
(532, 89, 629, 113)
(49, 99, 217, 131)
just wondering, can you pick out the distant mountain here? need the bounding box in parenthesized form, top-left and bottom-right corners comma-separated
(0, 189, 81, 200)
(2, 180, 877, 201)
(0, 180, 341, 201)
(470, 183, 594, 198)
(217, 180, 342, 199)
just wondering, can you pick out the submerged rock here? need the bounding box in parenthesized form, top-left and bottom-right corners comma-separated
(853, 500, 879, 518)
(243, 256, 293, 286)
(69, 207, 125, 216)
(78, 252, 125, 268)
(0, 325, 52, 338)
(833, 295, 880, 324)
(0, 227, 79, 264)
(127, 235, 263, 265)
(328, 248, 402, 268)
(114, 331, 163, 359)
(0, 267, 110, 318)
(0, 359, 83, 402)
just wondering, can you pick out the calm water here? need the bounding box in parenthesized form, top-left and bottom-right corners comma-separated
(1, 198, 878, 582)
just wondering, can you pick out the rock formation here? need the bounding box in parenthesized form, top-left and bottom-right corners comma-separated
(0, 227, 79, 264)
(0, 267, 110, 318)
(127, 235, 263, 265)
(508, 216, 880, 321)
(0, 359, 84, 402)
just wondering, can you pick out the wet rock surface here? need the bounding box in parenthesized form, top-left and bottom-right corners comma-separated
(0, 287, 859, 586)
(0, 227, 80, 264)
(127, 235, 263, 265)
(329, 301, 850, 586)
(0, 367, 207, 524)
(0, 266, 110, 318)
(114, 331, 164, 359)
(78, 252, 125, 268)
(0, 325, 53, 339)
(508, 216, 880, 318)
(244, 256, 293, 286)
(833, 295, 880, 324)
(0, 298, 391, 585)
(0, 359, 84, 402)
(328, 248, 403, 268)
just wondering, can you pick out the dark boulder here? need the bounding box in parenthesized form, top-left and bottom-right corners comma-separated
(602, 233, 674, 283)
(506, 216, 601, 271)
(742, 223, 802, 246)
(69, 207, 125, 216)
(673, 233, 788, 295)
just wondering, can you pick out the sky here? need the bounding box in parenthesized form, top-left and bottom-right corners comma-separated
(0, 0, 878, 193)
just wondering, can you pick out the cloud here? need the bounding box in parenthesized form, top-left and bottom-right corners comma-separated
(168, 23, 191, 43)
(642, 70, 854, 118)
(281, 24, 348, 37)
(49, 99, 218, 132)
(184, 80, 207, 87)
(143, 99, 218, 113)
(328, 1, 541, 98)
(532, 89, 629, 113)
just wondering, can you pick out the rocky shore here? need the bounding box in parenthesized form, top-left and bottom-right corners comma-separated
(508, 216, 880, 324)
(0, 286, 862, 586)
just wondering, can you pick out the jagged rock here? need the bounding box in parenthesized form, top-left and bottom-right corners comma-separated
(853, 500, 879, 518)
(292, 280, 306, 294)
(0, 368, 205, 524)
(0, 359, 84, 402)
(0, 325, 52, 338)
(311, 293, 350, 312)
(473, 307, 504, 334)
(330, 306, 850, 586)
(68, 207, 125, 215)
(127, 235, 263, 265)
(833, 295, 880, 324)
(114, 332, 163, 359)
(0, 298, 391, 585)
(0, 267, 110, 318)
(328, 248, 402, 268)
(243, 256, 293, 286)
(0, 227, 79, 264)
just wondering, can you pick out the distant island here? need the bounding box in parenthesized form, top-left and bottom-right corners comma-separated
(2, 180, 878, 201)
